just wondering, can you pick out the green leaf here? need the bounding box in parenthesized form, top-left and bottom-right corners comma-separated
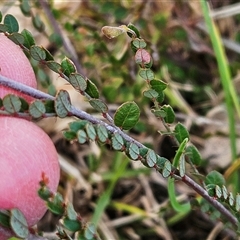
(161, 105, 175, 123)
(4, 14, 19, 33)
(0, 210, 10, 228)
(32, 14, 44, 32)
(20, 0, 31, 16)
(222, 185, 228, 200)
(128, 143, 140, 160)
(185, 145, 202, 166)
(66, 203, 77, 220)
(69, 73, 87, 92)
(21, 29, 35, 48)
(143, 89, 158, 99)
(135, 48, 151, 65)
(7, 33, 25, 45)
(69, 120, 88, 132)
(55, 90, 72, 118)
(44, 100, 55, 113)
(139, 69, 154, 81)
(63, 131, 77, 141)
(0, 11, 2, 22)
(42, 47, 54, 61)
(229, 192, 234, 206)
(215, 185, 222, 199)
(89, 99, 108, 113)
(235, 194, 240, 211)
(111, 133, 124, 150)
(46, 61, 61, 73)
(85, 123, 97, 141)
(114, 101, 140, 130)
(61, 57, 76, 77)
(96, 125, 109, 143)
(150, 79, 167, 92)
(127, 23, 140, 38)
(0, 24, 9, 32)
(38, 186, 52, 201)
(155, 156, 168, 169)
(77, 129, 88, 144)
(205, 170, 226, 186)
(29, 100, 46, 118)
(47, 193, 65, 215)
(162, 160, 172, 178)
(3, 94, 21, 113)
(10, 209, 29, 239)
(151, 109, 166, 118)
(146, 149, 157, 167)
(63, 218, 81, 232)
(84, 223, 96, 240)
(30, 45, 46, 61)
(85, 79, 99, 98)
(132, 39, 147, 49)
(174, 123, 189, 144)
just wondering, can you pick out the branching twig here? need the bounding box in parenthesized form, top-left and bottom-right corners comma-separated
(0, 73, 238, 229)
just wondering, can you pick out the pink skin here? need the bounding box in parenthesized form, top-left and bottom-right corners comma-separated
(0, 35, 60, 238)
(0, 34, 37, 101)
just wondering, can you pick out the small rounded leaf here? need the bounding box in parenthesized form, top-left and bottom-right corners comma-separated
(150, 79, 167, 92)
(89, 99, 108, 113)
(85, 123, 97, 141)
(29, 100, 46, 118)
(7, 33, 25, 45)
(229, 192, 234, 206)
(77, 129, 88, 144)
(10, 209, 29, 239)
(96, 125, 109, 143)
(215, 185, 222, 199)
(32, 14, 44, 32)
(63, 131, 77, 141)
(111, 132, 124, 150)
(132, 39, 147, 49)
(84, 222, 96, 240)
(185, 145, 202, 166)
(128, 143, 140, 160)
(146, 149, 157, 167)
(3, 94, 21, 113)
(204, 170, 226, 186)
(4, 14, 19, 33)
(114, 101, 140, 130)
(30, 45, 46, 61)
(69, 73, 87, 92)
(143, 89, 158, 99)
(162, 160, 172, 178)
(85, 79, 99, 98)
(139, 69, 155, 81)
(222, 185, 228, 200)
(174, 123, 189, 144)
(161, 105, 175, 124)
(61, 57, 76, 77)
(55, 90, 72, 118)
(46, 61, 61, 73)
(21, 29, 35, 48)
(135, 48, 151, 65)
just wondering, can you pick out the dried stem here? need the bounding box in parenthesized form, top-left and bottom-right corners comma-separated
(0, 73, 238, 229)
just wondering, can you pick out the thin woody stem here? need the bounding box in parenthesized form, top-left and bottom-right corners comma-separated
(0, 73, 237, 228)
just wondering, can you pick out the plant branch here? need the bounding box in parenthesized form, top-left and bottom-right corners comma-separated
(0, 73, 237, 228)
(182, 175, 238, 227)
(38, 0, 85, 75)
